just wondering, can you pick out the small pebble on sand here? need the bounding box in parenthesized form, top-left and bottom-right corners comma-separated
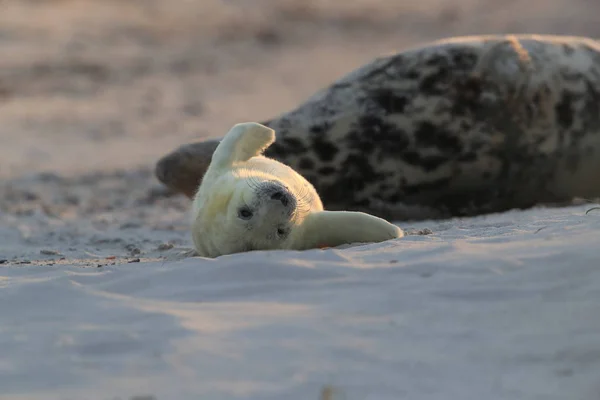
(40, 249, 62, 256)
(157, 243, 174, 251)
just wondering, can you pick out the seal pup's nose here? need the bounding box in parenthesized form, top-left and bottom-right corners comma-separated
(270, 191, 289, 206)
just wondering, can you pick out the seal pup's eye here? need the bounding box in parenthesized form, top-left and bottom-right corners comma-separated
(238, 208, 253, 220)
(276, 227, 287, 237)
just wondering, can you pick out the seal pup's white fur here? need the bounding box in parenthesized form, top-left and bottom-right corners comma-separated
(191, 122, 403, 258)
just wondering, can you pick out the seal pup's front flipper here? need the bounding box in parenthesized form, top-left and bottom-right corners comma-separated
(295, 210, 403, 250)
(209, 122, 275, 171)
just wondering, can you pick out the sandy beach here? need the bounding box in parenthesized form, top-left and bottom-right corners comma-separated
(2, 0, 600, 266)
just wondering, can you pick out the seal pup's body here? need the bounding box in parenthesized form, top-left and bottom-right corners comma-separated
(159, 34, 600, 221)
(191, 122, 402, 258)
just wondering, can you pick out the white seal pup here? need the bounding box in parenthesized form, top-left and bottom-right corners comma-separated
(158, 34, 600, 221)
(191, 122, 403, 258)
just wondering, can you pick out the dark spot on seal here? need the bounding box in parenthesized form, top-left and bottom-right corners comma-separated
(317, 166, 336, 176)
(452, 77, 484, 117)
(406, 70, 419, 80)
(562, 44, 575, 55)
(298, 157, 315, 170)
(303, 174, 318, 186)
(419, 68, 450, 95)
(425, 54, 449, 67)
(311, 136, 339, 162)
(265, 142, 285, 159)
(586, 145, 596, 156)
(341, 154, 387, 185)
(347, 115, 410, 155)
(265, 136, 306, 158)
(555, 91, 574, 129)
(370, 89, 408, 114)
(400, 151, 447, 171)
(386, 193, 402, 203)
(353, 198, 371, 208)
(450, 50, 478, 69)
(414, 122, 463, 154)
(282, 137, 307, 152)
(458, 152, 478, 162)
(582, 78, 600, 132)
(309, 123, 333, 135)
(401, 151, 421, 165)
(400, 177, 452, 196)
(566, 154, 580, 173)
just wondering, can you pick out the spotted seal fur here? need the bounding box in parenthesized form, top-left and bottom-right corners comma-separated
(156, 34, 600, 221)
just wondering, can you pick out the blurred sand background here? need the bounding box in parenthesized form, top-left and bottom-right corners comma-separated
(1, 0, 599, 266)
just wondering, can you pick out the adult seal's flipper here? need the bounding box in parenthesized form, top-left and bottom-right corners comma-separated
(155, 139, 220, 198)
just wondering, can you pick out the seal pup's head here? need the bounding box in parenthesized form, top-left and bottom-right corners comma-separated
(226, 169, 303, 251)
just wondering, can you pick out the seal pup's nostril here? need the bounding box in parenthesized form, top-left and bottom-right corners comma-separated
(271, 191, 289, 206)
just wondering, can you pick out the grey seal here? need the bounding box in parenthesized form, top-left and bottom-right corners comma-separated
(156, 34, 600, 221)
